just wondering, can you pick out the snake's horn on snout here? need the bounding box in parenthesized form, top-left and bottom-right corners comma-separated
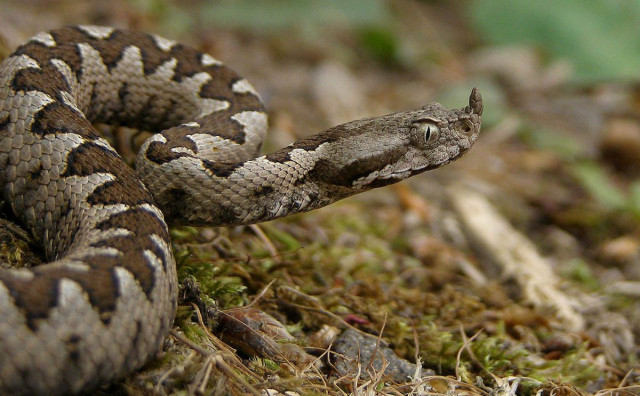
(468, 87, 483, 116)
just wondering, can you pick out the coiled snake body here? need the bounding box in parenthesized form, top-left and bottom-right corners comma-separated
(0, 26, 482, 395)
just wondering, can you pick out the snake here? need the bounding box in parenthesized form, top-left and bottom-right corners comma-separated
(0, 25, 483, 395)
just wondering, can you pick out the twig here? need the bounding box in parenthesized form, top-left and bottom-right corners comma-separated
(250, 224, 281, 263)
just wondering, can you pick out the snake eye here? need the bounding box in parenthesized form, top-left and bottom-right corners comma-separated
(413, 122, 440, 145)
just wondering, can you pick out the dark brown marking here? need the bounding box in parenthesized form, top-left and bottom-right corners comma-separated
(290, 131, 340, 151)
(89, 178, 151, 207)
(62, 142, 119, 177)
(0, 271, 60, 331)
(15, 31, 82, 77)
(117, 81, 129, 103)
(252, 184, 274, 197)
(265, 148, 292, 163)
(201, 159, 242, 178)
(64, 334, 82, 365)
(30, 102, 98, 139)
(0, 259, 130, 328)
(196, 114, 247, 144)
(145, 117, 249, 166)
(144, 140, 189, 165)
(168, 43, 208, 80)
(27, 163, 44, 182)
(0, 113, 11, 134)
(95, 207, 167, 237)
(62, 142, 155, 207)
(160, 188, 188, 220)
(308, 146, 407, 188)
(88, 235, 155, 301)
(159, 188, 236, 227)
(89, 208, 172, 300)
(95, 208, 169, 250)
(11, 65, 70, 102)
(265, 126, 346, 164)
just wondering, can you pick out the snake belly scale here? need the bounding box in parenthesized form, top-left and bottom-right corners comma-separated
(0, 26, 483, 394)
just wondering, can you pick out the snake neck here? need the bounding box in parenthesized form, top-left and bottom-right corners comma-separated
(144, 96, 483, 227)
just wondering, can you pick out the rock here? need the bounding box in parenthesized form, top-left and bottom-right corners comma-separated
(331, 329, 422, 382)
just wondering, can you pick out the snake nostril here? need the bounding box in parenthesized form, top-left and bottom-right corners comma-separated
(461, 120, 473, 135)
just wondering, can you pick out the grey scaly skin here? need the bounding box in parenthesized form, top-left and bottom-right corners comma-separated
(0, 25, 482, 395)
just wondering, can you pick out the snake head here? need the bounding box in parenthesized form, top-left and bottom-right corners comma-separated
(407, 87, 482, 170)
(349, 88, 482, 189)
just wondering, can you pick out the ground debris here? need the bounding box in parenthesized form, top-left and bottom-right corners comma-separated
(449, 184, 586, 332)
(330, 328, 428, 383)
(218, 307, 316, 367)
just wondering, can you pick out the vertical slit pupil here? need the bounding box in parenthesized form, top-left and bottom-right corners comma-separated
(424, 126, 431, 142)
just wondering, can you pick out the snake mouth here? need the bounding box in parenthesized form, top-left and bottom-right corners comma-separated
(372, 158, 454, 184)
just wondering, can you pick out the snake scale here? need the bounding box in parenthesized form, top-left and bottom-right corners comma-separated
(0, 26, 482, 394)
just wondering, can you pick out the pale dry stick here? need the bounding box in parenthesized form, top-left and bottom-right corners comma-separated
(179, 303, 265, 393)
(458, 327, 542, 396)
(348, 359, 366, 395)
(249, 224, 282, 264)
(449, 184, 585, 332)
(229, 279, 277, 310)
(298, 351, 330, 391)
(584, 350, 627, 377)
(546, 384, 586, 396)
(355, 358, 390, 396)
(169, 329, 262, 396)
(454, 327, 484, 382)
(189, 354, 214, 396)
(325, 322, 394, 395)
(194, 300, 323, 395)
(422, 375, 489, 396)
(154, 350, 198, 393)
(595, 385, 640, 396)
(279, 285, 385, 341)
(364, 312, 388, 377)
(169, 329, 213, 357)
(403, 331, 446, 396)
(385, 388, 405, 396)
(271, 321, 333, 391)
(618, 369, 637, 388)
(412, 323, 421, 367)
(326, 349, 360, 389)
